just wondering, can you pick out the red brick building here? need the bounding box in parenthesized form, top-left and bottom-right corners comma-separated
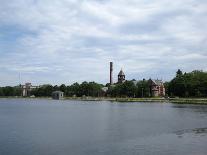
(148, 79, 165, 97)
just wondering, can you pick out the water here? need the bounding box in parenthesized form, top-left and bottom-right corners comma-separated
(0, 99, 207, 155)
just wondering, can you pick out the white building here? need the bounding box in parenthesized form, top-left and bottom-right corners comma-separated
(21, 83, 38, 97)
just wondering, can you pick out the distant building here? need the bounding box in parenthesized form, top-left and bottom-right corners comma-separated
(21, 83, 38, 97)
(52, 91, 64, 100)
(148, 79, 165, 97)
(118, 69, 126, 83)
(101, 87, 108, 93)
(132, 79, 140, 86)
(101, 87, 108, 96)
(110, 62, 113, 85)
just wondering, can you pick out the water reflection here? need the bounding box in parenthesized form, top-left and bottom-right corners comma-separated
(172, 104, 207, 118)
(175, 127, 207, 138)
(172, 104, 207, 111)
(1, 99, 207, 155)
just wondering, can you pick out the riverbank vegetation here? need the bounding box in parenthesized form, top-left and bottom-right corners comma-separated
(0, 86, 21, 96)
(0, 70, 207, 99)
(167, 70, 207, 97)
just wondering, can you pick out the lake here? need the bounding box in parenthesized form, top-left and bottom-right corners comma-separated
(0, 98, 207, 155)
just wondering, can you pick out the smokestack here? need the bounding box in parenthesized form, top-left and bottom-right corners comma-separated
(110, 62, 113, 85)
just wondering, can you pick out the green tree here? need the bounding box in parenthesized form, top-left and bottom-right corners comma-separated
(59, 84, 66, 93)
(136, 80, 150, 97)
(0, 87, 4, 96)
(108, 81, 137, 97)
(168, 70, 207, 97)
(31, 85, 53, 97)
(68, 82, 80, 97)
(176, 69, 183, 77)
(164, 82, 169, 96)
(3, 86, 15, 96)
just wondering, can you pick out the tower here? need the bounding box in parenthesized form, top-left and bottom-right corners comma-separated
(110, 62, 113, 85)
(118, 68, 125, 83)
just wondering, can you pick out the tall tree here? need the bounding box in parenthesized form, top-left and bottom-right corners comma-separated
(168, 70, 207, 97)
(176, 69, 183, 77)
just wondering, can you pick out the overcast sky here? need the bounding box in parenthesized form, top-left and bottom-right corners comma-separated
(0, 0, 207, 86)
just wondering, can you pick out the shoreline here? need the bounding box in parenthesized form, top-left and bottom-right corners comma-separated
(77, 97, 207, 105)
(1, 96, 207, 105)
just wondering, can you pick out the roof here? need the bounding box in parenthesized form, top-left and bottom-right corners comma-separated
(52, 91, 64, 94)
(149, 79, 163, 86)
(118, 69, 125, 76)
(101, 87, 108, 92)
(132, 80, 139, 85)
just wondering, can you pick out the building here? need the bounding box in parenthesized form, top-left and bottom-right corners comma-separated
(21, 83, 38, 97)
(52, 91, 64, 100)
(109, 62, 126, 84)
(100, 87, 108, 96)
(118, 69, 126, 83)
(148, 79, 165, 97)
(110, 62, 113, 85)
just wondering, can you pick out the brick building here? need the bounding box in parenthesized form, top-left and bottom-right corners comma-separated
(148, 79, 165, 97)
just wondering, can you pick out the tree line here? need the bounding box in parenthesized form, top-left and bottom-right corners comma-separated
(0, 80, 151, 98)
(166, 70, 207, 97)
(108, 80, 150, 98)
(0, 70, 207, 98)
(0, 86, 21, 96)
(31, 82, 104, 97)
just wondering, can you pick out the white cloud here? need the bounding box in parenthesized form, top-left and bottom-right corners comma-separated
(0, 0, 207, 86)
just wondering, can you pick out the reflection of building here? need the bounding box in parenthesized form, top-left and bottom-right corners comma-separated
(118, 69, 126, 83)
(21, 83, 38, 97)
(52, 91, 64, 100)
(149, 79, 165, 97)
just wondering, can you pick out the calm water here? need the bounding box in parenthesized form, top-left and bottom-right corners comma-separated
(0, 99, 207, 155)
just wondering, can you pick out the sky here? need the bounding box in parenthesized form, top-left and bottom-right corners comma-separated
(0, 0, 207, 86)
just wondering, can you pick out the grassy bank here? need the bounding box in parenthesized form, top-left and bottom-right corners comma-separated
(1, 96, 207, 105)
(116, 98, 207, 104)
(65, 97, 207, 104)
(115, 98, 167, 102)
(0, 96, 51, 99)
(168, 98, 207, 105)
